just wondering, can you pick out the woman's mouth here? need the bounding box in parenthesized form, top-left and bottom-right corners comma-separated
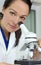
(8, 23, 16, 29)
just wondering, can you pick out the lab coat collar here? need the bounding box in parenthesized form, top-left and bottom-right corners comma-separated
(0, 29, 6, 51)
(0, 29, 16, 53)
(7, 32, 16, 53)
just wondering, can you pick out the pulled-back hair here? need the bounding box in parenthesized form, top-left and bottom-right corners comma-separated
(0, 0, 32, 47)
(3, 0, 32, 12)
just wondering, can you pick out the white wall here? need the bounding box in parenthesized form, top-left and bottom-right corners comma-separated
(31, 0, 41, 4)
(32, 4, 41, 39)
(0, 0, 5, 12)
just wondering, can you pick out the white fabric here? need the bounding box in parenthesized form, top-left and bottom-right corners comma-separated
(0, 28, 37, 64)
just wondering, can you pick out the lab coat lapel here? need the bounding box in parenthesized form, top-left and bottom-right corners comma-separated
(0, 30, 6, 51)
(17, 32, 25, 50)
(8, 32, 16, 52)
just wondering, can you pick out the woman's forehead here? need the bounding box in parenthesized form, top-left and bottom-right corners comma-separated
(8, 0, 29, 15)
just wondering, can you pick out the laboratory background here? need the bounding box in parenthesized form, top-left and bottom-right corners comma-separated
(0, 0, 41, 39)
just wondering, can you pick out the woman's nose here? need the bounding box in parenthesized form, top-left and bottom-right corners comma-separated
(13, 16, 20, 25)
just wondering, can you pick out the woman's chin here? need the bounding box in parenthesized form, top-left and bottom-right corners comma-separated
(7, 28, 20, 33)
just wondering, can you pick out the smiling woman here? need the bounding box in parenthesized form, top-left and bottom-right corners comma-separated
(0, 0, 32, 47)
(0, 0, 38, 65)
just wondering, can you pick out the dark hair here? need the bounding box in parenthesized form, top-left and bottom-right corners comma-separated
(3, 0, 32, 11)
(0, 0, 32, 47)
(22, 0, 32, 12)
(15, 28, 21, 47)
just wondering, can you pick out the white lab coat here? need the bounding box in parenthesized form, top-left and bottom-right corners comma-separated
(0, 28, 37, 64)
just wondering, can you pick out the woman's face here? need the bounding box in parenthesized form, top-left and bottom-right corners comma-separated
(1, 0, 29, 32)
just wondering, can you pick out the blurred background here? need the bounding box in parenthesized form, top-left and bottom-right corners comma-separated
(0, 0, 41, 39)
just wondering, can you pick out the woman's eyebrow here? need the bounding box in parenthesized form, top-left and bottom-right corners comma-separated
(9, 8, 27, 17)
(9, 8, 17, 13)
(21, 15, 27, 17)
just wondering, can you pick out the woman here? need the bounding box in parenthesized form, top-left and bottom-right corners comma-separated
(0, 0, 37, 65)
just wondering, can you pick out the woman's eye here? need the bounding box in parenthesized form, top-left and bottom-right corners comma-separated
(21, 17, 25, 20)
(10, 11, 16, 16)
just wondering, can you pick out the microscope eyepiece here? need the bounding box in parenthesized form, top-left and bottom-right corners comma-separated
(18, 21, 23, 26)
